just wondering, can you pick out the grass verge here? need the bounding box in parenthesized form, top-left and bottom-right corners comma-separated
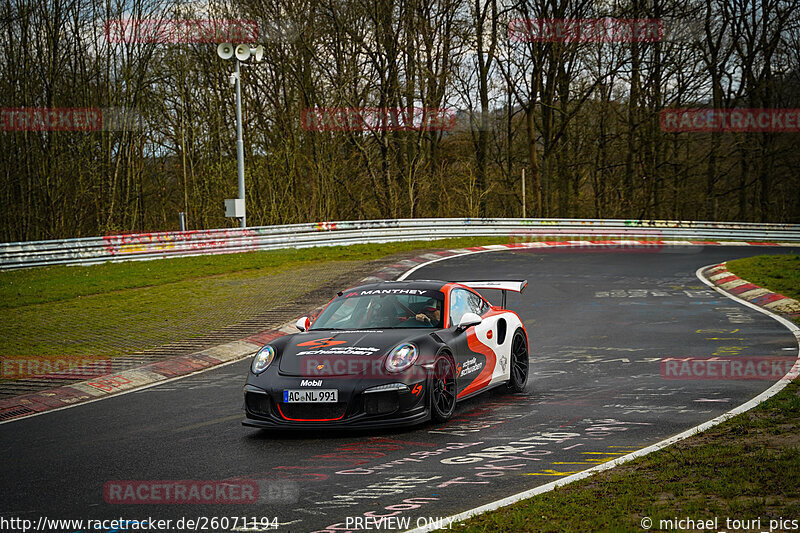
(0, 237, 508, 309)
(438, 255, 800, 532)
(0, 238, 507, 357)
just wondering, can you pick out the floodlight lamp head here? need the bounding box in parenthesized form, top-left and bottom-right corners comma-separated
(217, 43, 234, 60)
(235, 44, 251, 61)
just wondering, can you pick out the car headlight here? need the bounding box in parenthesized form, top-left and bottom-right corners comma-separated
(385, 343, 418, 373)
(251, 345, 276, 374)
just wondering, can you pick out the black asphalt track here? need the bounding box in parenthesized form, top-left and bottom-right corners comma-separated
(1, 245, 797, 533)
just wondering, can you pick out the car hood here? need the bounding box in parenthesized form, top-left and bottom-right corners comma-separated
(277, 329, 425, 377)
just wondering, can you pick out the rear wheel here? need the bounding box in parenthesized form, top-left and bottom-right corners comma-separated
(507, 330, 529, 393)
(430, 355, 457, 422)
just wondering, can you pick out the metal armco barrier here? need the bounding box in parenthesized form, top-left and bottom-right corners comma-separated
(1, 218, 799, 270)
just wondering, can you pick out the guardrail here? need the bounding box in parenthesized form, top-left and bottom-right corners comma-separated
(1, 218, 799, 270)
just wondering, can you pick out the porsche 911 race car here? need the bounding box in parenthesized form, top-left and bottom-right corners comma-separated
(242, 279, 529, 429)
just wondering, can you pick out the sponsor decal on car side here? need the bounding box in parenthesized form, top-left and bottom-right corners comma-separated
(459, 357, 483, 377)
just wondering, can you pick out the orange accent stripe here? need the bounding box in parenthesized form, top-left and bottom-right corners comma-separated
(458, 328, 497, 398)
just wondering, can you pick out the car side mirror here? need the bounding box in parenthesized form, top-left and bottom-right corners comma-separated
(295, 316, 310, 331)
(457, 312, 482, 331)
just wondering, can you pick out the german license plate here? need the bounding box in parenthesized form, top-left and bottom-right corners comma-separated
(283, 389, 338, 403)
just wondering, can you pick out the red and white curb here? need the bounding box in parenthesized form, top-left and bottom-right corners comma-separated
(1, 239, 795, 424)
(704, 263, 800, 321)
(0, 326, 298, 424)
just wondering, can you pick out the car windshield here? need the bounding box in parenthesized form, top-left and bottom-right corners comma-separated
(310, 290, 445, 330)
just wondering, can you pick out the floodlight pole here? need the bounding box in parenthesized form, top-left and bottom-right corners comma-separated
(234, 59, 246, 228)
(219, 43, 261, 227)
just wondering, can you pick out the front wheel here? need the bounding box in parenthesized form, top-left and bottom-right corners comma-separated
(507, 330, 529, 393)
(430, 355, 457, 422)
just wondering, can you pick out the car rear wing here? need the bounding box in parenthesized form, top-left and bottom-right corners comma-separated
(458, 280, 527, 309)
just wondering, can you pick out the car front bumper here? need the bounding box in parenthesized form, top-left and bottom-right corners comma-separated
(241, 373, 430, 430)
